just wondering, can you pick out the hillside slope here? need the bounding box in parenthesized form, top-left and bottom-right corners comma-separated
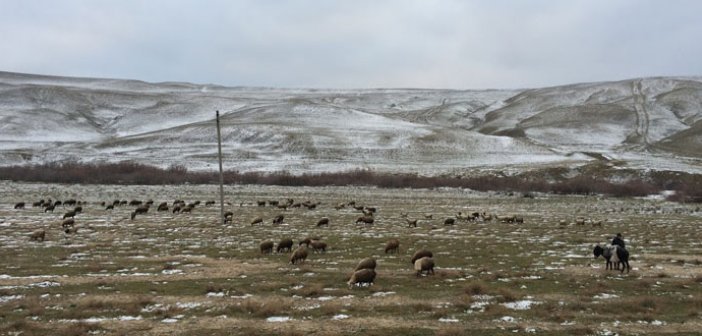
(0, 71, 700, 174)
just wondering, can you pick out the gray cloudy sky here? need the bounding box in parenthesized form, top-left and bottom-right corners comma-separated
(1, 0, 700, 89)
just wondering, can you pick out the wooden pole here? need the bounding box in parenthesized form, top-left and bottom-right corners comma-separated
(216, 110, 225, 225)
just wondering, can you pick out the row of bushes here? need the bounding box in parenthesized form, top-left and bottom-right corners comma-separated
(0, 161, 700, 202)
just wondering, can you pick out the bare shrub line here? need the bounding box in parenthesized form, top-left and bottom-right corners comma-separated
(1, 161, 701, 201)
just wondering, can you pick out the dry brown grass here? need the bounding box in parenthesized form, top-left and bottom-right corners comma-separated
(463, 281, 489, 295)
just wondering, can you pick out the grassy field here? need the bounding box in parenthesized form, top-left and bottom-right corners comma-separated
(1, 181, 701, 335)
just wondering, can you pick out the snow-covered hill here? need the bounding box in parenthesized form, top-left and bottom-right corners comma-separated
(0, 71, 700, 175)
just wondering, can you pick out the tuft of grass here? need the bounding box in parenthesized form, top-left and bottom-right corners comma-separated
(464, 281, 489, 296)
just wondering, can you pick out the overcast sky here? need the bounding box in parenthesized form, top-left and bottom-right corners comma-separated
(1, 0, 700, 89)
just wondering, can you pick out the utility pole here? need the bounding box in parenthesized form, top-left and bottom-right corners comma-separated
(216, 110, 225, 225)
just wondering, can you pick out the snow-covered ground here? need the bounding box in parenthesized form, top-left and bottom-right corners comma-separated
(1, 71, 700, 174)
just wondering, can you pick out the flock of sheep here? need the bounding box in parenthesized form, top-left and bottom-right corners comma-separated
(13, 195, 629, 289)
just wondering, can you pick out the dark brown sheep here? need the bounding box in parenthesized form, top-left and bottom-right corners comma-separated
(73, 206, 83, 214)
(444, 218, 455, 225)
(290, 246, 308, 264)
(129, 200, 142, 206)
(260, 241, 274, 254)
(272, 214, 284, 225)
(347, 268, 376, 288)
(299, 237, 312, 247)
(355, 216, 374, 225)
(410, 249, 433, 264)
(157, 202, 169, 211)
(63, 211, 76, 219)
(105, 204, 114, 210)
(61, 218, 75, 228)
(131, 205, 149, 220)
(310, 241, 327, 253)
(353, 257, 377, 271)
(277, 238, 294, 253)
(44, 205, 55, 213)
(406, 219, 418, 227)
(316, 217, 330, 227)
(384, 239, 400, 254)
(14, 202, 25, 209)
(29, 229, 46, 242)
(205, 200, 215, 206)
(414, 257, 435, 276)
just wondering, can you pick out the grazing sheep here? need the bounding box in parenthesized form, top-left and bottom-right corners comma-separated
(224, 211, 234, 224)
(310, 240, 327, 253)
(290, 246, 308, 264)
(515, 216, 524, 223)
(272, 214, 284, 225)
(29, 229, 46, 242)
(44, 205, 55, 213)
(414, 257, 435, 276)
(131, 205, 149, 220)
(172, 206, 181, 214)
(157, 202, 169, 211)
(347, 269, 376, 288)
(63, 211, 76, 219)
(355, 216, 374, 225)
(32, 200, 44, 207)
(424, 214, 433, 219)
(251, 217, 263, 226)
(316, 217, 330, 227)
(384, 239, 400, 254)
(406, 219, 418, 227)
(260, 241, 274, 254)
(498, 215, 516, 223)
(591, 220, 603, 227)
(14, 202, 25, 209)
(444, 218, 455, 225)
(64, 199, 77, 207)
(73, 206, 83, 214)
(181, 205, 193, 213)
(277, 238, 294, 253)
(129, 200, 142, 206)
(593, 244, 631, 273)
(299, 237, 312, 247)
(257, 201, 266, 207)
(61, 218, 75, 228)
(354, 257, 377, 271)
(205, 200, 215, 206)
(410, 249, 433, 264)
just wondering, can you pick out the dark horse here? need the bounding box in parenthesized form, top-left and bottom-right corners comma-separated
(593, 245, 630, 273)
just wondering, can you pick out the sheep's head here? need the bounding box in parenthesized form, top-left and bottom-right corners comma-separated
(593, 245, 604, 258)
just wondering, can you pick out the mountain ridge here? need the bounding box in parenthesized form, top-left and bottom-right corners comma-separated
(0, 71, 700, 175)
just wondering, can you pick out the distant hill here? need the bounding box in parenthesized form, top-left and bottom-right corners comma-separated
(1, 71, 700, 175)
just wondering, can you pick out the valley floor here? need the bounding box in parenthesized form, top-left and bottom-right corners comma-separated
(1, 183, 701, 335)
